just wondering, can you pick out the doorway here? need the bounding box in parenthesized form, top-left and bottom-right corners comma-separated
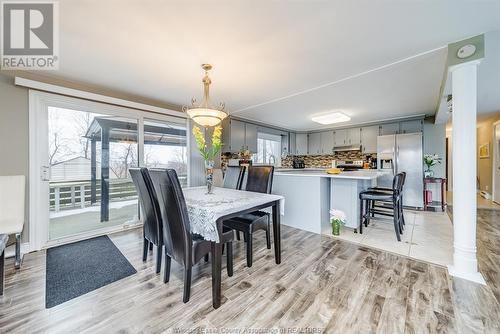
(29, 91, 188, 250)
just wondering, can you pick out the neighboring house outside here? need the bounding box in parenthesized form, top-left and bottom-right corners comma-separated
(50, 156, 118, 182)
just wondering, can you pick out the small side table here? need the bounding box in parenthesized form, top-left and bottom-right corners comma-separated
(423, 177, 447, 211)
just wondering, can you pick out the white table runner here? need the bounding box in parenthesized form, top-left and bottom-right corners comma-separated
(183, 187, 285, 242)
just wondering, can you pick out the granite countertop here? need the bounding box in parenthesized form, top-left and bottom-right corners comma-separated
(275, 169, 382, 180)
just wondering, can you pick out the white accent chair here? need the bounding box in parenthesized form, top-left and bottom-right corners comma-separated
(0, 175, 25, 268)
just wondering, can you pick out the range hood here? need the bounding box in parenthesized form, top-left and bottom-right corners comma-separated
(333, 145, 361, 152)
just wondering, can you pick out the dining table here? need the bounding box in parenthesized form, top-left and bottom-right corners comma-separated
(183, 186, 285, 308)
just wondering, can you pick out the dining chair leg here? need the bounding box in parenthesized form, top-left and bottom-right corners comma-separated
(265, 225, 271, 250)
(243, 233, 247, 243)
(359, 199, 364, 234)
(149, 242, 153, 251)
(236, 231, 240, 241)
(163, 254, 171, 283)
(226, 242, 233, 277)
(142, 238, 148, 262)
(204, 254, 209, 262)
(393, 204, 401, 242)
(0, 250, 4, 296)
(371, 200, 375, 217)
(183, 267, 192, 303)
(156, 245, 162, 274)
(246, 233, 253, 267)
(15, 233, 22, 269)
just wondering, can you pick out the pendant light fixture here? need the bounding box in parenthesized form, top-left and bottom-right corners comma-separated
(183, 64, 228, 127)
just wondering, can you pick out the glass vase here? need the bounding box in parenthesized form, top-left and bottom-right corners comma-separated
(424, 169, 434, 178)
(331, 219, 340, 236)
(205, 160, 215, 194)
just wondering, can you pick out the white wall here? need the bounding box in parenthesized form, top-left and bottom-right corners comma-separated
(423, 120, 447, 200)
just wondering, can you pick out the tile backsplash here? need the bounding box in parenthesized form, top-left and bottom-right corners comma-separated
(282, 151, 377, 168)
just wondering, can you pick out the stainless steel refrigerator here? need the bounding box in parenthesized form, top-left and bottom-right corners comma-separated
(377, 133, 423, 208)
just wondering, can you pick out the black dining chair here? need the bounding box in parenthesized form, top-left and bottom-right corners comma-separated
(129, 168, 163, 273)
(148, 168, 234, 303)
(222, 166, 245, 190)
(223, 165, 274, 267)
(369, 171, 407, 227)
(359, 173, 405, 241)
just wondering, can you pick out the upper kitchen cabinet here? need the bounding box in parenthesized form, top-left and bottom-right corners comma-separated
(308, 132, 321, 155)
(333, 129, 347, 147)
(380, 122, 400, 135)
(296, 133, 308, 155)
(245, 123, 258, 152)
(289, 132, 296, 155)
(400, 119, 423, 134)
(320, 131, 334, 154)
(221, 118, 258, 152)
(360, 125, 379, 153)
(346, 127, 361, 146)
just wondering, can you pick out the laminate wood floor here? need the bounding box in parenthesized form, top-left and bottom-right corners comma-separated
(1, 212, 500, 334)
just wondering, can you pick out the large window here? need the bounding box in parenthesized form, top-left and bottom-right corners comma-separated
(143, 119, 188, 186)
(255, 132, 282, 166)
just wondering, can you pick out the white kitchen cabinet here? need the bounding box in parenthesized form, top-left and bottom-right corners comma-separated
(308, 132, 321, 155)
(334, 129, 347, 147)
(380, 123, 400, 135)
(245, 123, 258, 152)
(320, 131, 334, 154)
(360, 125, 379, 153)
(296, 133, 308, 155)
(400, 120, 423, 134)
(289, 132, 296, 155)
(346, 127, 361, 145)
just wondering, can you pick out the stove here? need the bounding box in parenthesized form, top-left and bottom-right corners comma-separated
(335, 160, 364, 171)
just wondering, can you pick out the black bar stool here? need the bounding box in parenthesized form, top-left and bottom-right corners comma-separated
(358, 173, 405, 241)
(369, 171, 407, 227)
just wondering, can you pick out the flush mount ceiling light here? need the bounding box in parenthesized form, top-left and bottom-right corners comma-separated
(311, 112, 351, 125)
(183, 64, 228, 127)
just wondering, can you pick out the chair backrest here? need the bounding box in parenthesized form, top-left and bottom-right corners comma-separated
(148, 168, 192, 266)
(0, 175, 25, 230)
(129, 168, 162, 245)
(392, 172, 405, 196)
(223, 166, 245, 190)
(213, 169, 224, 187)
(245, 166, 274, 194)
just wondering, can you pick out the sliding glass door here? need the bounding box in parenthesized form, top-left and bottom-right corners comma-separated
(47, 108, 140, 239)
(30, 91, 187, 248)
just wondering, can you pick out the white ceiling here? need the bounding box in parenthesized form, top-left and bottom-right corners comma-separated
(27, 1, 500, 130)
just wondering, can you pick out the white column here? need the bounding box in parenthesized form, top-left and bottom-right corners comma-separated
(447, 60, 486, 284)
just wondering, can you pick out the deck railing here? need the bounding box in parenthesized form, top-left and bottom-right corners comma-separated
(49, 175, 187, 212)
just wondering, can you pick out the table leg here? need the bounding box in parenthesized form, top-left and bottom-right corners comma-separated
(272, 201, 281, 264)
(441, 180, 446, 212)
(211, 241, 222, 309)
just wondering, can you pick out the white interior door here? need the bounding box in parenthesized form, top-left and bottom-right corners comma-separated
(493, 122, 500, 204)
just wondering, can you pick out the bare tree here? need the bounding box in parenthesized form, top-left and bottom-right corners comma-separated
(49, 133, 60, 165)
(73, 112, 93, 158)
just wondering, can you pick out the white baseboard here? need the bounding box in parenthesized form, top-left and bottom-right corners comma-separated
(447, 265, 486, 285)
(4, 242, 30, 258)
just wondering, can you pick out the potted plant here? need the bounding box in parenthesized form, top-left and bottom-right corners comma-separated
(423, 154, 442, 178)
(193, 125, 222, 194)
(329, 209, 346, 236)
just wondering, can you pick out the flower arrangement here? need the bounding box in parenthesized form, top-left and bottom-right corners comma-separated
(329, 209, 346, 236)
(192, 125, 222, 161)
(423, 154, 442, 177)
(193, 125, 222, 194)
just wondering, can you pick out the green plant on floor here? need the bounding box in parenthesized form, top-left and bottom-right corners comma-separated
(330, 209, 346, 236)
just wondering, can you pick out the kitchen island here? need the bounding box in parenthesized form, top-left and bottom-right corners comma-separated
(272, 169, 380, 234)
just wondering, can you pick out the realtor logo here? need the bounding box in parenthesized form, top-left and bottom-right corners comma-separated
(1, 1, 59, 70)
